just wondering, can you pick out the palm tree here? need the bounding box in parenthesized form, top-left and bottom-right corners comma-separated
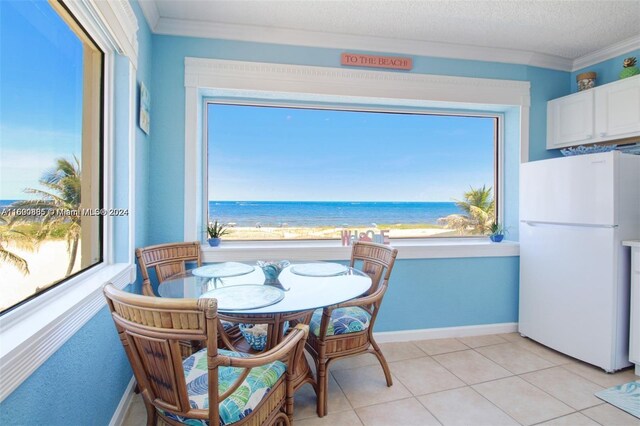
(0, 215, 32, 274)
(12, 157, 82, 276)
(439, 185, 495, 235)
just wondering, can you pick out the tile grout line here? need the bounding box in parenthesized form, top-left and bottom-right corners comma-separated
(430, 346, 513, 386)
(578, 403, 607, 426)
(353, 396, 431, 426)
(466, 385, 524, 426)
(431, 345, 578, 425)
(517, 367, 608, 412)
(414, 395, 446, 426)
(328, 368, 357, 412)
(557, 363, 631, 389)
(475, 342, 560, 375)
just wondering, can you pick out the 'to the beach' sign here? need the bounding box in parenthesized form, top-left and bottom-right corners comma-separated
(341, 53, 412, 70)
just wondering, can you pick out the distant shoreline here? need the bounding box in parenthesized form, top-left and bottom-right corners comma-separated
(208, 200, 463, 228)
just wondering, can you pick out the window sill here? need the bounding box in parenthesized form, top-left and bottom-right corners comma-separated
(0, 262, 136, 402)
(201, 238, 519, 262)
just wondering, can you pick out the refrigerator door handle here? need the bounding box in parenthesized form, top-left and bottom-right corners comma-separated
(521, 220, 618, 229)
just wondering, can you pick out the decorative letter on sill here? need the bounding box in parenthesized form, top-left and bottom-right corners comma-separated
(341, 229, 390, 246)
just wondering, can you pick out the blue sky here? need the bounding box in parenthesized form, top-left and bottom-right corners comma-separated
(207, 104, 495, 202)
(0, 0, 83, 200)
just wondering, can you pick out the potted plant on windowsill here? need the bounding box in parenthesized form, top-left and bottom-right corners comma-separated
(207, 220, 229, 247)
(488, 222, 507, 243)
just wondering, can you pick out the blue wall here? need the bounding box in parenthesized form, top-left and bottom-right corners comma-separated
(0, 308, 132, 425)
(134, 0, 153, 249)
(377, 257, 520, 331)
(0, 2, 153, 424)
(571, 49, 640, 92)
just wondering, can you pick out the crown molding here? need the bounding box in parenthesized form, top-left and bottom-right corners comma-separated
(138, 8, 638, 73)
(138, 0, 160, 31)
(572, 35, 640, 72)
(153, 17, 573, 71)
(66, 0, 139, 67)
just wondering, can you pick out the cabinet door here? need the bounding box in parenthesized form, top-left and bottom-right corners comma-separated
(547, 90, 594, 148)
(595, 75, 640, 139)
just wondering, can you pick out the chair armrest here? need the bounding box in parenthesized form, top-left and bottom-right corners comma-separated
(336, 284, 386, 309)
(224, 324, 309, 368)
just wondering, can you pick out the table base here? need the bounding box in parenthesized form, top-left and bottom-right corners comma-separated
(219, 311, 318, 395)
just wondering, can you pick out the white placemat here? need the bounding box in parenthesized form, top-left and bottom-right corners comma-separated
(192, 262, 255, 278)
(290, 262, 349, 277)
(199, 285, 284, 310)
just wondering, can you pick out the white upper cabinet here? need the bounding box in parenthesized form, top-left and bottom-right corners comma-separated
(547, 75, 640, 149)
(595, 76, 640, 139)
(547, 90, 594, 148)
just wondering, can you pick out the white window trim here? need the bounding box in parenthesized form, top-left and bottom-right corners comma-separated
(0, 0, 138, 402)
(201, 239, 519, 263)
(184, 58, 530, 258)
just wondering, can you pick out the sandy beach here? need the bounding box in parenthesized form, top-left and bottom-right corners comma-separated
(223, 225, 456, 240)
(1, 240, 80, 311)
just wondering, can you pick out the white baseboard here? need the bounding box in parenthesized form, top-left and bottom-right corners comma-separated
(373, 322, 518, 343)
(110, 376, 136, 426)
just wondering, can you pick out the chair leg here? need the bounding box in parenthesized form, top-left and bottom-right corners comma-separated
(370, 338, 393, 387)
(143, 397, 157, 426)
(315, 357, 330, 417)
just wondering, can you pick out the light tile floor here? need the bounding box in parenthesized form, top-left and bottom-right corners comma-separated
(122, 333, 640, 425)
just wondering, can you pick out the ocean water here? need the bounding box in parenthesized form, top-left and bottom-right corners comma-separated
(0, 200, 20, 208)
(208, 201, 463, 227)
(1, 200, 465, 228)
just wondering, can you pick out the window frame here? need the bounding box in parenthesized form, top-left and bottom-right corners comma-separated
(184, 58, 528, 262)
(0, 0, 106, 315)
(203, 100, 504, 242)
(0, 0, 138, 402)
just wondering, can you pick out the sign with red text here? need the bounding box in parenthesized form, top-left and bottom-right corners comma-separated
(341, 53, 412, 70)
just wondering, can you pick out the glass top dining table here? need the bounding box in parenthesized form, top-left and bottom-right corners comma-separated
(157, 262, 372, 315)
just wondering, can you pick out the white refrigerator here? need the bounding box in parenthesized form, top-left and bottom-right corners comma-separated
(519, 151, 640, 372)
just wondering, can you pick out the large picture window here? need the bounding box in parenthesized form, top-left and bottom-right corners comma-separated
(206, 103, 498, 241)
(0, 0, 103, 313)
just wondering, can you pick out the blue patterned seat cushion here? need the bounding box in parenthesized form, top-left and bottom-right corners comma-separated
(309, 307, 371, 337)
(160, 348, 286, 425)
(220, 320, 235, 331)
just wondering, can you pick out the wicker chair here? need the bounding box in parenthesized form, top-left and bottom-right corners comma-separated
(305, 241, 398, 417)
(136, 241, 202, 297)
(136, 241, 241, 355)
(104, 284, 309, 426)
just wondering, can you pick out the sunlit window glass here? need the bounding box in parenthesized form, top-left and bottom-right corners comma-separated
(0, 0, 103, 313)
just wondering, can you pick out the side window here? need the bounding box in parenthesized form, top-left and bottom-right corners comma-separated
(0, 0, 104, 313)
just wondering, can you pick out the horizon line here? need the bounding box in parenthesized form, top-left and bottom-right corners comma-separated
(208, 199, 456, 203)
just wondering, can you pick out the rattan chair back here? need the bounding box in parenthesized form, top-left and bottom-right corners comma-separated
(136, 241, 201, 296)
(350, 241, 397, 296)
(104, 284, 220, 423)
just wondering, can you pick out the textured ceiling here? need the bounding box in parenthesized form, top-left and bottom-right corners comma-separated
(149, 0, 640, 60)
